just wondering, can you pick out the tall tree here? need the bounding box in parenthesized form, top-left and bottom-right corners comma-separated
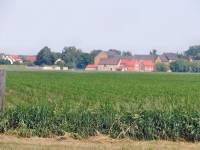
(52, 52, 62, 62)
(76, 53, 92, 69)
(35, 46, 54, 65)
(170, 59, 190, 72)
(61, 46, 81, 68)
(150, 49, 157, 56)
(185, 45, 200, 59)
(122, 51, 132, 57)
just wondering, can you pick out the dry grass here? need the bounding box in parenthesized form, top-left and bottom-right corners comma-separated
(0, 135, 200, 150)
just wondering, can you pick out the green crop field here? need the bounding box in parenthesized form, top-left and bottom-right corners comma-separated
(1, 71, 200, 141)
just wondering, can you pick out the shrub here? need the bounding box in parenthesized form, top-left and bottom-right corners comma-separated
(170, 59, 190, 72)
(0, 59, 11, 65)
(155, 63, 169, 72)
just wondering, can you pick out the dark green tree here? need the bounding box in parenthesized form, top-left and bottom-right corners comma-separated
(76, 53, 92, 69)
(0, 59, 11, 65)
(185, 45, 200, 59)
(150, 49, 157, 56)
(155, 63, 169, 72)
(190, 61, 200, 72)
(170, 59, 190, 72)
(61, 46, 82, 68)
(52, 52, 62, 62)
(35, 46, 55, 65)
(122, 51, 132, 57)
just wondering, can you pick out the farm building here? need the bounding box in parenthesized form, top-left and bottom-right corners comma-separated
(1, 54, 23, 64)
(97, 58, 121, 71)
(158, 53, 179, 63)
(85, 64, 97, 71)
(133, 55, 157, 72)
(94, 51, 108, 65)
(133, 55, 158, 63)
(85, 52, 158, 72)
(119, 58, 139, 71)
(140, 60, 154, 72)
(22, 55, 37, 63)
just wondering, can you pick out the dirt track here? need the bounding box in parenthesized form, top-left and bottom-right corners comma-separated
(0, 134, 200, 150)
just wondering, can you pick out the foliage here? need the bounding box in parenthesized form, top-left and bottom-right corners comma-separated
(2, 71, 200, 141)
(61, 46, 81, 68)
(155, 63, 169, 72)
(0, 59, 11, 65)
(190, 61, 200, 72)
(35, 47, 56, 65)
(61, 47, 92, 69)
(185, 45, 200, 59)
(52, 52, 62, 62)
(76, 53, 92, 69)
(122, 51, 132, 57)
(150, 49, 157, 56)
(13, 61, 21, 65)
(170, 59, 190, 72)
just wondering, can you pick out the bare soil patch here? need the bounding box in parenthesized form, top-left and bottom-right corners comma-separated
(0, 134, 200, 150)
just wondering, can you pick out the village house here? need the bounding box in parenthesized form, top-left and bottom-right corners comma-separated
(140, 60, 154, 72)
(1, 54, 23, 64)
(85, 53, 157, 72)
(133, 55, 156, 72)
(85, 64, 97, 71)
(85, 51, 108, 71)
(159, 53, 178, 63)
(134, 55, 157, 62)
(0, 54, 37, 64)
(22, 55, 37, 63)
(94, 51, 108, 65)
(119, 57, 139, 71)
(97, 58, 121, 71)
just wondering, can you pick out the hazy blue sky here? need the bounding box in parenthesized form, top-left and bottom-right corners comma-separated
(0, 0, 200, 55)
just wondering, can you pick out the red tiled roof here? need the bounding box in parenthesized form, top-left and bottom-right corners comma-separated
(8, 55, 22, 61)
(86, 64, 97, 68)
(141, 60, 154, 66)
(24, 55, 37, 63)
(120, 59, 138, 67)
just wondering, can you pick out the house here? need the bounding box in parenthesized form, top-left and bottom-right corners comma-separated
(160, 53, 178, 63)
(120, 57, 139, 71)
(85, 64, 97, 71)
(133, 55, 157, 72)
(133, 55, 157, 62)
(1, 54, 23, 64)
(140, 60, 154, 72)
(159, 55, 169, 64)
(84, 51, 108, 71)
(94, 51, 108, 65)
(97, 58, 121, 71)
(9, 55, 23, 64)
(23, 55, 37, 63)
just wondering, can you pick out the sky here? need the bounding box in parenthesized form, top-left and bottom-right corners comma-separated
(0, 0, 200, 55)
